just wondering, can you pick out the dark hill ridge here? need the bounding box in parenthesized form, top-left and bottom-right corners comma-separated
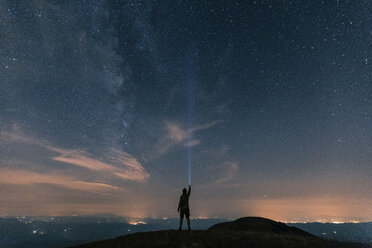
(208, 216, 313, 237)
(71, 217, 372, 248)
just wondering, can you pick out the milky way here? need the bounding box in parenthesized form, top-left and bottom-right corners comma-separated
(1, 1, 372, 221)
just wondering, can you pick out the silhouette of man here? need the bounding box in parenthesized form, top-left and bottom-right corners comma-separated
(177, 185, 191, 231)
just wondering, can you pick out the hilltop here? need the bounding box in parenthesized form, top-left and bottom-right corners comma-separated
(71, 217, 371, 248)
(208, 216, 313, 236)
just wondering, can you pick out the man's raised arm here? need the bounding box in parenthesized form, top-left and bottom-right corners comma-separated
(188, 185, 191, 196)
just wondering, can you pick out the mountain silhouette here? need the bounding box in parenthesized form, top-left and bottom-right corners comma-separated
(70, 217, 371, 248)
(208, 216, 313, 236)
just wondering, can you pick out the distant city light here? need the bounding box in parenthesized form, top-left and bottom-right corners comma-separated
(129, 220, 147, 225)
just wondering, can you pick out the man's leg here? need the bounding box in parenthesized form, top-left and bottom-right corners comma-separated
(186, 209, 191, 230)
(179, 217, 183, 230)
(179, 210, 184, 230)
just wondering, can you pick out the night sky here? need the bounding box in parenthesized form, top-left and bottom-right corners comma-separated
(1, 0, 372, 222)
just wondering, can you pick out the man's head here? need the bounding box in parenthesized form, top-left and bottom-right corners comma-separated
(183, 188, 187, 194)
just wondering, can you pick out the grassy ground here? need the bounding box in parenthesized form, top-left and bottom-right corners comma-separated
(71, 230, 372, 248)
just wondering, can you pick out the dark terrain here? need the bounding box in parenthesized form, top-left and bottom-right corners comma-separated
(71, 217, 372, 248)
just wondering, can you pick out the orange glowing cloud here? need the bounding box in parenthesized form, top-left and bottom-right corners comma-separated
(2, 126, 149, 183)
(52, 149, 113, 171)
(0, 169, 119, 193)
(51, 148, 149, 182)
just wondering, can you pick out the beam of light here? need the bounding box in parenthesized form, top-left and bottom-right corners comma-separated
(186, 46, 197, 185)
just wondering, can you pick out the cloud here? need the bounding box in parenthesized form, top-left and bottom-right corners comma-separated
(145, 121, 219, 160)
(167, 121, 219, 146)
(197, 161, 240, 190)
(1, 126, 149, 184)
(51, 147, 150, 182)
(0, 169, 119, 193)
(215, 162, 239, 184)
(188, 120, 221, 133)
(0, 124, 47, 146)
(184, 139, 201, 147)
(168, 123, 187, 142)
(52, 149, 113, 171)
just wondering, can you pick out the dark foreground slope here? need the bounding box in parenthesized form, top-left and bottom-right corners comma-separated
(71, 217, 372, 248)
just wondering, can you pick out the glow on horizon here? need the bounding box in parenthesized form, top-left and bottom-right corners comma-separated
(129, 220, 147, 225)
(2, 196, 372, 222)
(8, 215, 366, 224)
(285, 220, 362, 224)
